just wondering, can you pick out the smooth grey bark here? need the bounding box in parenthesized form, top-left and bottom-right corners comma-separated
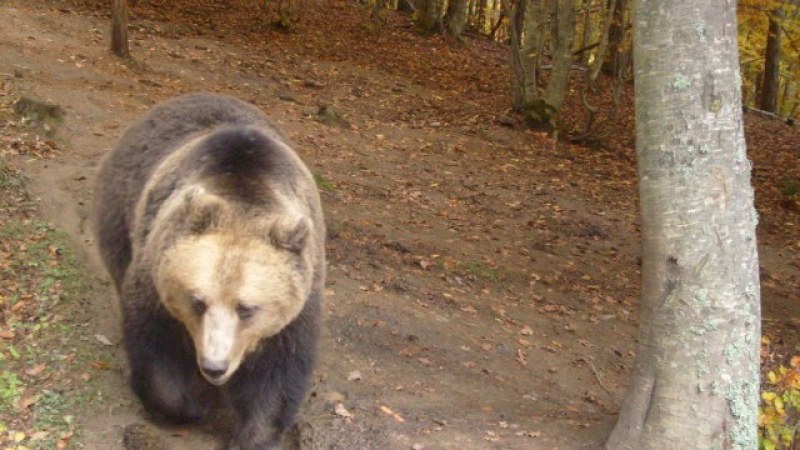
(605, 0, 760, 449)
(759, 7, 783, 113)
(111, 0, 130, 58)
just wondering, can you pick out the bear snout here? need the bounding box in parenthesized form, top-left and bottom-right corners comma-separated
(199, 358, 230, 384)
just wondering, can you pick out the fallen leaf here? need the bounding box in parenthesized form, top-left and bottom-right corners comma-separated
(94, 334, 113, 346)
(515, 349, 527, 366)
(89, 360, 110, 370)
(516, 338, 532, 348)
(21, 395, 40, 409)
(379, 405, 405, 422)
(334, 403, 353, 418)
(520, 326, 534, 336)
(25, 363, 46, 377)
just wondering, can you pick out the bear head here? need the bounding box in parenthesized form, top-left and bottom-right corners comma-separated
(152, 186, 314, 386)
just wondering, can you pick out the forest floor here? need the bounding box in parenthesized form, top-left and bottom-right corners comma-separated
(0, 0, 798, 449)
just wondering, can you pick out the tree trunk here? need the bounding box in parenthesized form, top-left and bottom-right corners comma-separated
(111, 0, 130, 58)
(509, 0, 548, 112)
(601, 0, 625, 76)
(759, 7, 783, 113)
(580, 0, 592, 65)
(589, 0, 616, 82)
(476, 0, 488, 33)
(445, 0, 469, 37)
(541, 0, 578, 117)
(605, 0, 760, 448)
(780, 69, 796, 118)
(417, 0, 444, 32)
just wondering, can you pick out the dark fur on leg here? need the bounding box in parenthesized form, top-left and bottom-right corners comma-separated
(225, 297, 319, 450)
(122, 272, 216, 424)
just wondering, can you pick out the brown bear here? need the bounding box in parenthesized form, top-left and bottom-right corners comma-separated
(92, 93, 325, 449)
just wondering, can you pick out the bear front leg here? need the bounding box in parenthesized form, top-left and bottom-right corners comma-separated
(122, 276, 215, 424)
(225, 319, 317, 450)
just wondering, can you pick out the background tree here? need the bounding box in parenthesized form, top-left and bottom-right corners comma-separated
(510, 0, 579, 126)
(605, 0, 761, 448)
(417, 0, 444, 32)
(111, 0, 129, 57)
(445, 0, 469, 37)
(540, 0, 578, 117)
(759, 7, 783, 112)
(589, 0, 617, 82)
(601, 0, 627, 76)
(738, 1, 800, 119)
(509, 0, 547, 115)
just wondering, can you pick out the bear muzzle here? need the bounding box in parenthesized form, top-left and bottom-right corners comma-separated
(198, 306, 240, 385)
(200, 357, 229, 383)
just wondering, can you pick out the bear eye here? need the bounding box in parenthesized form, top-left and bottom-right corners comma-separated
(189, 296, 207, 316)
(236, 303, 259, 320)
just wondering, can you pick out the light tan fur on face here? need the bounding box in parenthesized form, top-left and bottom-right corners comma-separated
(155, 233, 311, 385)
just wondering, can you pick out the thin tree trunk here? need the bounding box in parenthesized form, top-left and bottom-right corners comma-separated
(759, 7, 783, 113)
(509, 0, 528, 109)
(490, 0, 507, 40)
(580, 0, 592, 65)
(780, 72, 797, 118)
(111, 0, 130, 58)
(541, 0, 578, 116)
(601, 0, 625, 76)
(605, 0, 760, 448)
(476, 0, 488, 33)
(509, 0, 549, 112)
(590, 0, 616, 82)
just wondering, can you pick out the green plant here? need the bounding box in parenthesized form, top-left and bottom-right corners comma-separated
(313, 173, 336, 192)
(0, 371, 24, 408)
(463, 261, 500, 282)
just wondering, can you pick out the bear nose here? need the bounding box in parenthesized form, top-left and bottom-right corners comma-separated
(200, 359, 228, 380)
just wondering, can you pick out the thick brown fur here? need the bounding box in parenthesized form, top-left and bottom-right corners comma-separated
(92, 93, 325, 450)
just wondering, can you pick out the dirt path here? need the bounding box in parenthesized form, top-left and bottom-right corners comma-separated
(1, 1, 797, 449)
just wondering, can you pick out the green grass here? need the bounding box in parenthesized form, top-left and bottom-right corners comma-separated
(463, 261, 500, 283)
(0, 157, 109, 449)
(313, 172, 336, 192)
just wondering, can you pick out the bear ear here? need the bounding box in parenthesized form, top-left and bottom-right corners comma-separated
(189, 204, 219, 235)
(270, 216, 310, 253)
(183, 188, 223, 235)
